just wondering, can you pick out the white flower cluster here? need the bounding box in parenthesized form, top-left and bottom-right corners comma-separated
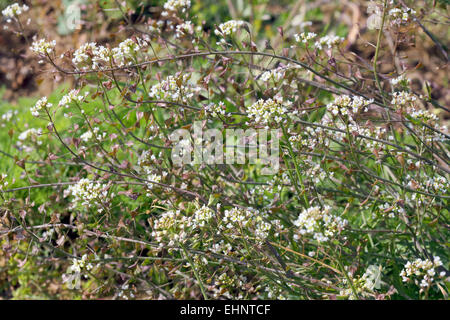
(2, 3, 29, 20)
(175, 21, 194, 38)
(145, 171, 162, 191)
(314, 35, 344, 50)
(327, 94, 373, 116)
(294, 32, 317, 44)
(400, 256, 445, 289)
(62, 254, 94, 288)
(1, 110, 18, 125)
(321, 115, 386, 152)
(80, 130, 93, 142)
(289, 125, 330, 151)
(192, 205, 215, 228)
(0, 173, 8, 192)
(259, 68, 285, 82)
(389, 7, 416, 25)
(305, 160, 334, 184)
(267, 171, 292, 193)
(163, 0, 191, 13)
(351, 124, 387, 151)
(117, 283, 135, 300)
(66, 178, 110, 210)
(79, 127, 106, 143)
(72, 42, 109, 70)
(319, 113, 387, 152)
(68, 254, 93, 273)
(378, 202, 405, 218)
(112, 38, 142, 67)
(390, 74, 410, 86)
(30, 39, 56, 55)
(248, 184, 272, 203)
(59, 89, 89, 108)
(30, 96, 52, 117)
(339, 270, 376, 300)
(210, 240, 233, 256)
(211, 273, 249, 299)
(137, 149, 158, 167)
(18, 127, 42, 143)
(424, 175, 449, 194)
(137, 151, 166, 195)
(409, 107, 439, 123)
(148, 74, 202, 103)
(391, 91, 417, 107)
(293, 205, 347, 243)
(148, 21, 163, 33)
(16, 127, 42, 153)
(215, 20, 245, 36)
(204, 101, 227, 117)
(404, 107, 445, 143)
(151, 210, 190, 246)
(247, 95, 291, 125)
(220, 207, 272, 241)
(264, 284, 288, 300)
(151, 204, 218, 248)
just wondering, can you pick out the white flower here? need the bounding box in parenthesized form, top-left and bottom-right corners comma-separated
(137, 150, 159, 167)
(378, 202, 405, 218)
(205, 101, 226, 117)
(72, 42, 110, 70)
(294, 32, 317, 44)
(221, 207, 272, 241)
(391, 91, 417, 107)
(0, 173, 8, 191)
(18, 128, 42, 142)
(30, 39, 56, 55)
(59, 89, 89, 108)
(314, 35, 344, 50)
(144, 168, 165, 194)
(192, 205, 215, 227)
(175, 21, 194, 38)
(259, 68, 285, 82)
(66, 178, 110, 209)
(148, 74, 202, 104)
(163, 0, 191, 12)
(30, 96, 52, 117)
(112, 38, 142, 67)
(326, 94, 373, 116)
(293, 205, 347, 243)
(63, 254, 93, 287)
(215, 20, 245, 36)
(390, 74, 410, 86)
(339, 269, 377, 299)
(400, 256, 444, 290)
(151, 209, 191, 245)
(68, 254, 89, 273)
(80, 130, 93, 142)
(1, 110, 18, 124)
(389, 6, 416, 25)
(247, 95, 291, 125)
(146, 173, 161, 187)
(409, 107, 439, 124)
(2, 3, 29, 20)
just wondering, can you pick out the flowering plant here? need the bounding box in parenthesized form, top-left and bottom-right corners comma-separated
(0, 0, 448, 300)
